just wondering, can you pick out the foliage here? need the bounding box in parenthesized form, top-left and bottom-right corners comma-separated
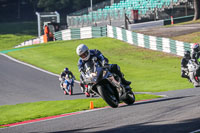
(0, 0, 103, 22)
(193, 0, 200, 20)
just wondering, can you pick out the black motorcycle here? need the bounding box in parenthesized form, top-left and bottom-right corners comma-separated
(81, 57, 135, 108)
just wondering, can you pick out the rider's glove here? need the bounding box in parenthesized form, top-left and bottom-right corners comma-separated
(102, 60, 109, 68)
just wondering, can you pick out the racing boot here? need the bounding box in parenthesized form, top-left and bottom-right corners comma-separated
(121, 77, 131, 86)
(111, 64, 131, 87)
(115, 69, 131, 86)
(85, 92, 90, 97)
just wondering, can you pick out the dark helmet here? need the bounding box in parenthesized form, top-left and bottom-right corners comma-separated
(193, 43, 200, 52)
(64, 67, 69, 72)
(184, 50, 191, 59)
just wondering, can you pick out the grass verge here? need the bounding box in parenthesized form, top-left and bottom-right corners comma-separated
(0, 21, 196, 127)
(0, 22, 37, 51)
(0, 94, 161, 126)
(164, 19, 200, 27)
(0, 34, 35, 51)
(171, 32, 200, 44)
(6, 37, 193, 92)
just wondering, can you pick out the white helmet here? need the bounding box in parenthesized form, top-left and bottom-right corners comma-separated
(76, 44, 90, 61)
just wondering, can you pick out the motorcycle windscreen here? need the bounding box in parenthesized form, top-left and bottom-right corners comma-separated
(84, 61, 94, 73)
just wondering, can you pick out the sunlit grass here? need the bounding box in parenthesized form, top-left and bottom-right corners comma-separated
(0, 94, 161, 126)
(7, 37, 193, 92)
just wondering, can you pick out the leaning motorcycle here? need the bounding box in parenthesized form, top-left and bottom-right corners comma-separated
(81, 57, 135, 108)
(187, 59, 200, 87)
(59, 77, 74, 95)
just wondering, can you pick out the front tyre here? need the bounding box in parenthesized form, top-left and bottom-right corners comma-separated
(189, 72, 200, 87)
(123, 90, 135, 105)
(97, 84, 119, 108)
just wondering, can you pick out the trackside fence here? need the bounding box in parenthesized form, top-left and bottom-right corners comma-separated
(15, 36, 44, 48)
(15, 25, 193, 57)
(107, 25, 193, 56)
(54, 27, 107, 41)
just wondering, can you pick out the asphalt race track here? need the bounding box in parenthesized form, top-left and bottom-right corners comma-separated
(1, 54, 200, 133)
(0, 54, 86, 106)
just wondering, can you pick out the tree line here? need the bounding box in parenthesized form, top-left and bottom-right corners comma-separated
(0, 0, 102, 22)
(0, 0, 199, 22)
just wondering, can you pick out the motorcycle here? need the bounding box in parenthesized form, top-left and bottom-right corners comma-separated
(81, 57, 135, 108)
(59, 76, 74, 95)
(187, 59, 200, 87)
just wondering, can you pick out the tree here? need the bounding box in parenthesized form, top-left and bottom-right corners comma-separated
(29, 0, 39, 13)
(193, 0, 200, 20)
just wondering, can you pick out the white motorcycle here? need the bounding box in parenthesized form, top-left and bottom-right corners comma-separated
(59, 76, 74, 95)
(187, 59, 200, 87)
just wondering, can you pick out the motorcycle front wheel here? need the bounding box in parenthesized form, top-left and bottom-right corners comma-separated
(123, 90, 135, 105)
(97, 84, 119, 108)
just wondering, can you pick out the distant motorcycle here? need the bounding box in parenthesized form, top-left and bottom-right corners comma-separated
(81, 57, 135, 108)
(59, 76, 74, 95)
(187, 59, 200, 87)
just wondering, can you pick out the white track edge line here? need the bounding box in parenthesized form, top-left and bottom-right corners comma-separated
(0, 53, 80, 83)
(190, 129, 200, 133)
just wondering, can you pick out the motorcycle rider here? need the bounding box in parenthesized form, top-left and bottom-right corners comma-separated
(181, 51, 191, 80)
(63, 74, 74, 95)
(191, 43, 200, 76)
(59, 67, 75, 90)
(192, 43, 200, 64)
(76, 44, 131, 92)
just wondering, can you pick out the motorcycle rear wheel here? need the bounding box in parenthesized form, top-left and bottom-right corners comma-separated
(69, 86, 73, 95)
(97, 84, 119, 108)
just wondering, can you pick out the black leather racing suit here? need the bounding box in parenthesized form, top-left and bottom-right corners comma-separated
(78, 49, 131, 90)
(181, 57, 190, 79)
(192, 51, 200, 76)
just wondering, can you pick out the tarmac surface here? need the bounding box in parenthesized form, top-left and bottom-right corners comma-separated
(1, 23, 200, 132)
(136, 23, 200, 38)
(0, 54, 87, 106)
(0, 53, 200, 133)
(1, 87, 200, 133)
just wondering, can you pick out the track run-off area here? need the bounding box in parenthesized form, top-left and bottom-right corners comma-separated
(0, 53, 200, 133)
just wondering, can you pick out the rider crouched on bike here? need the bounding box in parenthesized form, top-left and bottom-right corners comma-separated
(76, 44, 131, 95)
(63, 74, 74, 95)
(181, 51, 191, 80)
(192, 43, 200, 64)
(59, 68, 75, 90)
(191, 43, 200, 76)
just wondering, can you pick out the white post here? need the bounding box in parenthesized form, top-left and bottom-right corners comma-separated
(90, 0, 93, 12)
(90, 0, 93, 24)
(36, 12, 41, 37)
(55, 11, 60, 23)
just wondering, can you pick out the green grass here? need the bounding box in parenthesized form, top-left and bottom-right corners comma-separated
(0, 34, 35, 51)
(0, 22, 37, 51)
(165, 19, 200, 27)
(0, 94, 161, 126)
(7, 37, 193, 92)
(0, 21, 196, 126)
(171, 32, 200, 44)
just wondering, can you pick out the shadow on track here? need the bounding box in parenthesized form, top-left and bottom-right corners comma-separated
(48, 117, 200, 133)
(120, 96, 195, 108)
